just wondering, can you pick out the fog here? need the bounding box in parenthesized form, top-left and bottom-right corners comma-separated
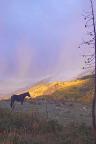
(0, 0, 94, 96)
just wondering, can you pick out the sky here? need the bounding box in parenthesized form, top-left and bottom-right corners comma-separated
(0, 0, 94, 95)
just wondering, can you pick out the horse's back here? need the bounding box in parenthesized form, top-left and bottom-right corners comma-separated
(11, 94, 21, 101)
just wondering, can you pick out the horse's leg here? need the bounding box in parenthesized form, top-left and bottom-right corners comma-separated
(10, 97, 13, 108)
(11, 100, 15, 111)
(20, 100, 23, 112)
(13, 102, 15, 110)
(21, 99, 24, 105)
(11, 101, 14, 112)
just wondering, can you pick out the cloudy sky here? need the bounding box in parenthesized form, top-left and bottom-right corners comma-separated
(0, 0, 94, 95)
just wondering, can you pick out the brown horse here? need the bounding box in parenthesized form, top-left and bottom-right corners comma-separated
(10, 92, 31, 109)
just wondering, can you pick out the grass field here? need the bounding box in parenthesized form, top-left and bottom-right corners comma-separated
(29, 75, 94, 103)
(0, 75, 95, 144)
(0, 108, 95, 144)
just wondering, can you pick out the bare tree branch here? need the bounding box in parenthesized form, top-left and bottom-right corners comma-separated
(80, 0, 96, 139)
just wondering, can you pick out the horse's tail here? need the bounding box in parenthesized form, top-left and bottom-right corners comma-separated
(10, 96, 13, 108)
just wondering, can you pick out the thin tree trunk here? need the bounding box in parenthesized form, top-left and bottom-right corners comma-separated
(90, 0, 96, 139)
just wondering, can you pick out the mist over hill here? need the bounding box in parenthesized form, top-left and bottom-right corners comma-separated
(0, 72, 94, 103)
(28, 74, 94, 103)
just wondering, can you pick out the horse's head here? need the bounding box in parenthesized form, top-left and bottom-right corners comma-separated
(26, 92, 31, 98)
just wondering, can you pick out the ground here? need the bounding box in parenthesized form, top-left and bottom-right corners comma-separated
(0, 99, 95, 144)
(0, 99, 92, 126)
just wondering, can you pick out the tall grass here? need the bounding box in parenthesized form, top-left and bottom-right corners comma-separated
(0, 108, 95, 144)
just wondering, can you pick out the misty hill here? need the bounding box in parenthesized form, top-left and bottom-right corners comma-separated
(29, 75, 94, 103)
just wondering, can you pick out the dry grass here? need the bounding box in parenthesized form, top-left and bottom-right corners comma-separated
(0, 108, 95, 144)
(29, 76, 94, 103)
(29, 80, 86, 98)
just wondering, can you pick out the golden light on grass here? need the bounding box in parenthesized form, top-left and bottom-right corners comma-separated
(29, 79, 90, 99)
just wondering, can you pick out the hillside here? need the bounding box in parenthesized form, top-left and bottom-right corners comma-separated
(29, 75, 94, 103)
(0, 75, 95, 144)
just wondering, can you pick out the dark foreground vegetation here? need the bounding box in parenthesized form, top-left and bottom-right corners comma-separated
(0, 108, 95, 144)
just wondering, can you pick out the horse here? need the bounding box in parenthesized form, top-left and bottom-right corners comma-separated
(10, 92, 31, 109)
